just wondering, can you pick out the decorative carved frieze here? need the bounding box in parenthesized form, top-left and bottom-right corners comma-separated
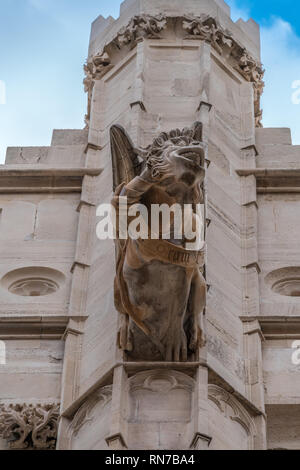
(83, 15, 166, 127)
(183, 15, 264, 127)
(183, 14, 234, 54)
(114, 14, 167, 47)
(84, 14, 264, 128)
(0, 403, 60, 450)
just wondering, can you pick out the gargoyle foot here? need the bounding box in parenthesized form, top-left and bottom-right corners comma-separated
(165, 328, 188, 362)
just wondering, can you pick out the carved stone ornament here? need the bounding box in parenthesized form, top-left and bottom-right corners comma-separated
(69, 386, 112, 438)
(208, 385, 256, 448)
(114, 14, 167, 47)
(84, 14, 264, 128)
(110, 122, 207, 362)
(84, 14, 264, 127)
(129, 370, 195, 394)
(83, 15, 166, 127)
(183, 15, 264, 127)
(183, 14, 234, 54)
(0, 403, 60, 450)
(83, 52, 112, 127)
(128, 370, 195, 424)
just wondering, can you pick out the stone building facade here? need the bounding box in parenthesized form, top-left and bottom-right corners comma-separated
(0, 0, 299, 450)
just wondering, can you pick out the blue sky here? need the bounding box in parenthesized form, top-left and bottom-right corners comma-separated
(0, 0, 300, 163)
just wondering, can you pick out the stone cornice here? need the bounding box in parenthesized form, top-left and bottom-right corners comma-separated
(236, 168, 300, 193)
(84, 14, 264, 127)
(0, 166, 102, 176)
(0, 316, 71, 339)
(0, 166, 102, 193)
(240, 315, 300, 339)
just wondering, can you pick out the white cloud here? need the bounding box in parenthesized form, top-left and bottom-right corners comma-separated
(261, 17, 300, 144)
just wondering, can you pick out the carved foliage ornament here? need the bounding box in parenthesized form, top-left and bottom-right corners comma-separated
(83, 14, 167, 126)
(183, 14, 234, 55)
(0, 403, 60, 450)
(83, 52, 111, 127)
(182, 14, 264, 127)
(182, 15, 264, 82)
(84, 14, 264, 128)
(115, 14, 167, 47)
(83, 14, 166, 89)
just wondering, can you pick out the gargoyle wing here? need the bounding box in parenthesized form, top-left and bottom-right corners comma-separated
(110, 125, 144, 191)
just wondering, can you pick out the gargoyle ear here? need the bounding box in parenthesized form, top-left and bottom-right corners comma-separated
(192, 122, 203, 142)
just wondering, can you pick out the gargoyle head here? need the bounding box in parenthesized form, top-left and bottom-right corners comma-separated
(110, 121, 206, 204)
(143, 122, 206, 191)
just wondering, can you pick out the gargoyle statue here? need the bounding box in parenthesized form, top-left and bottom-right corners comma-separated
(111, 122, 207, 362)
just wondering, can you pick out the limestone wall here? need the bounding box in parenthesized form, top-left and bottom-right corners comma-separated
(1, 0, 300, 451)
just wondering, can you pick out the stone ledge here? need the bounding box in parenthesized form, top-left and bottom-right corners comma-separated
(0, 316, 69, 339)
(0, 167, 102, 193)
(236, 168, 300, 193)
(0, 315, 88, 340)
(240, 315, 300, 339)
(0, 166, 102, 176)
(237, 168, 300, 177)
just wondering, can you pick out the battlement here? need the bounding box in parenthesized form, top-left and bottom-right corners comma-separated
(89, 0, 261, 61)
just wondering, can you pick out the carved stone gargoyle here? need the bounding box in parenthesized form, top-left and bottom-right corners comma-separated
(111, 122, 207, 361)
